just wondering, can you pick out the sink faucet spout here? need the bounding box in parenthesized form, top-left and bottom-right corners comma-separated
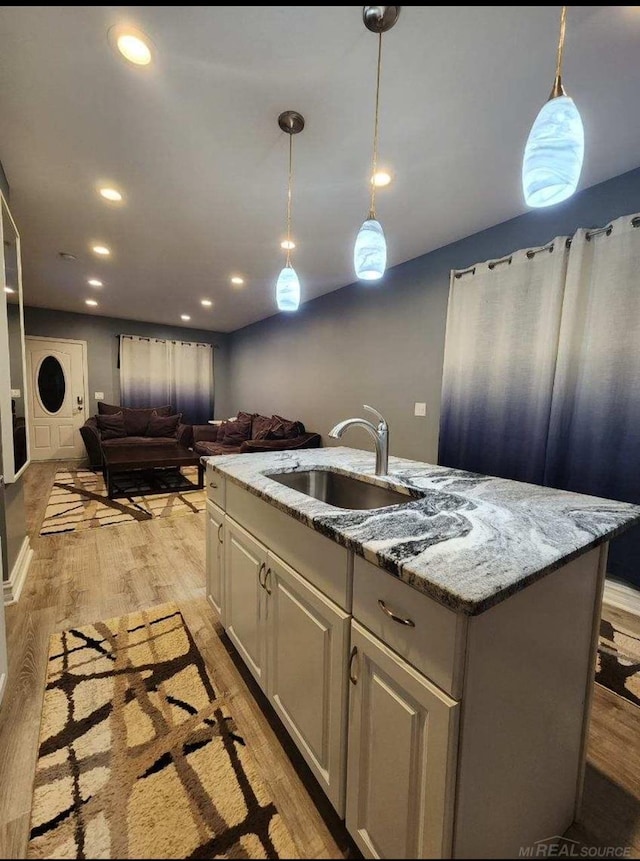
(328, 405, 389, 476)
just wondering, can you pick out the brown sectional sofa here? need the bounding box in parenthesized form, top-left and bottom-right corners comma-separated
(80, 403, 193, 470)
(193, 411, 320, 457)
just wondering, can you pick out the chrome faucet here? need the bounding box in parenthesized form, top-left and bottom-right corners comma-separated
(329, 405, 390, 476)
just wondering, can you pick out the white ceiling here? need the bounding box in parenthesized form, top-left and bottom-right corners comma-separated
(0, 6, 639, 333)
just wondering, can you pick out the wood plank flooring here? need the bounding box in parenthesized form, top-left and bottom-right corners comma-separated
(0, 460, 638, 859)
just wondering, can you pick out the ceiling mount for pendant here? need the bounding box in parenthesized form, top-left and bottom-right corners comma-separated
(278, 110, 305, 136)
(362, 6, 401, 34)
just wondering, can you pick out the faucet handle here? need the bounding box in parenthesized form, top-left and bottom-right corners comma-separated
(363, 404, 387, 430)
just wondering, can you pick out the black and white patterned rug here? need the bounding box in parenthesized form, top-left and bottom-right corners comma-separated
(596, 618, 640, 708)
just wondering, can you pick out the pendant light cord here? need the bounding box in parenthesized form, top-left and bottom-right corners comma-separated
(551, 5, 568, 99)
(286, 132, 293, 266)
(369, 31, 383, 220)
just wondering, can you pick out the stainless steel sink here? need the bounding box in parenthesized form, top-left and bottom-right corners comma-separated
(268, 469, 415, 510)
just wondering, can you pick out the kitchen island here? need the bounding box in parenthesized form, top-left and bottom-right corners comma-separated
(202, 447, 640, 859)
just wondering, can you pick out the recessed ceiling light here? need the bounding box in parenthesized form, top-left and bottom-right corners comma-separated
(201, 299, 213, 307)
(181, 314, 191, 321)
(92, 245, 111, 256)
(85, 299, 98, 307)
(281, 240, 296, 250)
(99, 187, 123, 202)
(114, 29, 153, 66)
(231, 276, 244, 286)
(88, 278, 103, 288)
(371, 170, 392, 188)
(4, 287, 15, 294)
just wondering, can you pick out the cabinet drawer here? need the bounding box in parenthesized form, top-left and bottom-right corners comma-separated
(206, 466, 226, 509)
(226, 482, 351, 611)
(353, 557, 466, 699)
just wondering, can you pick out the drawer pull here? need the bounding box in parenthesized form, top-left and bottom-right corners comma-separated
(349, 646, 359, 685)
(378, 599, 415, 628)
(217, 523, 224, 544)
(209, 482, 218, 489)
(258, 562, 267, 589)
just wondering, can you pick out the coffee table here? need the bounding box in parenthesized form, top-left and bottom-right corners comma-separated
(101, 444, 204, 500)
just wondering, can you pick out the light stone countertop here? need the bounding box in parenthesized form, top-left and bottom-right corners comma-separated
(202, 446, 640, 616)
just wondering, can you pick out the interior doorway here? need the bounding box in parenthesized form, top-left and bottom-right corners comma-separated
(25, 336, 89, 460)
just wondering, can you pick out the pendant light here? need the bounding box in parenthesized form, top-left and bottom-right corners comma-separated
(275, 110, 305, 312)
(522, 6, 584, 208)
(353, 6, 401, 282)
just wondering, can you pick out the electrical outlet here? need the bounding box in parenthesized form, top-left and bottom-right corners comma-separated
(95, 392, 105, 401)
(10, 388, 21, 398)
(414, 402, 427, 417)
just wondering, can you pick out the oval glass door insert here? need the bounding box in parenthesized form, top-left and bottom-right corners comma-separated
(37, 355, 66, 414)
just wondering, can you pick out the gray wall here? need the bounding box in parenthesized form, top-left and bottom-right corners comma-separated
(23, 308, 232, 420)
(229, 166, 640, 463)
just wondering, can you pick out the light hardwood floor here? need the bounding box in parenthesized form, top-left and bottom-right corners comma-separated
(0, 461, 638, 859)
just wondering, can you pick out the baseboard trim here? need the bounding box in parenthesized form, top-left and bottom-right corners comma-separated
(603, 578, 640, 617)
(3, 536, 33, 605)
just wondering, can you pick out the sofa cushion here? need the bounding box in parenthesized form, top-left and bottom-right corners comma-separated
(96, 412, 127, 440)
(102, 436, 179, 447)
(147, 412, 181, 438)
(222, 414, 253, 446)
(251, 414, 274, 441)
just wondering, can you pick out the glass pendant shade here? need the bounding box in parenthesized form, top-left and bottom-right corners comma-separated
(276, 264, 301, 312)
(354, 218, 387, 281)
(522, 95, 584, 208)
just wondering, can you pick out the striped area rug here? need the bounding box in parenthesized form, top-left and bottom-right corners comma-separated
(28, 603, 298, 859)
(40, 467, 206, 536)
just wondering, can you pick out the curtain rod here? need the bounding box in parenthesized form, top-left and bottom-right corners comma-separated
(455, 213, 640, 279)
(119, 334, 219, 349)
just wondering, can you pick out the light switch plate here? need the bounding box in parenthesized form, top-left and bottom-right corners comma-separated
(414, 402, 427, 417)
(95, 392, 105, 401)
(11, 388, 21, 398)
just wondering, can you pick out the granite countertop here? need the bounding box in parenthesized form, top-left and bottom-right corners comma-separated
(202, 446, 640, 616)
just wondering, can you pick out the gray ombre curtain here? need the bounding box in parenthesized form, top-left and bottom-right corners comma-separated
(543, 214, 640, 584)
(120, 335, 213, 425)
(439, 240, 569, 484)
(439, 212, 640, 587)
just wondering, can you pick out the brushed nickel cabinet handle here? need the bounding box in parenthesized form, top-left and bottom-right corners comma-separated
(258, 562, 266, 589)
(264, 567, 272, 596)
(378, 599, 415, 628)
(217, 523, 223, 544)
(349, 646, 359, 685)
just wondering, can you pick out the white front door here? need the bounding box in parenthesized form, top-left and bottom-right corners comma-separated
(26, 338, 87, 460)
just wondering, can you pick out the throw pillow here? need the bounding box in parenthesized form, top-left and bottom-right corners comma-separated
(222, 414, 253, 445)
(147, 412, 182, 438)
(269, 415, 305, 440)
(252, 414, 274, 441)
(99, 402, 172, 416)
(122, 407, 152, 437)
(96, 412, 127, 440)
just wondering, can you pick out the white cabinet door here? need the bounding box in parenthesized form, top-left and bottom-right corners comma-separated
(224, 520, 269, 691)
(266, 553, 350, 816)
(346, 622, 459, 860)
(205, 500, 225, 621)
